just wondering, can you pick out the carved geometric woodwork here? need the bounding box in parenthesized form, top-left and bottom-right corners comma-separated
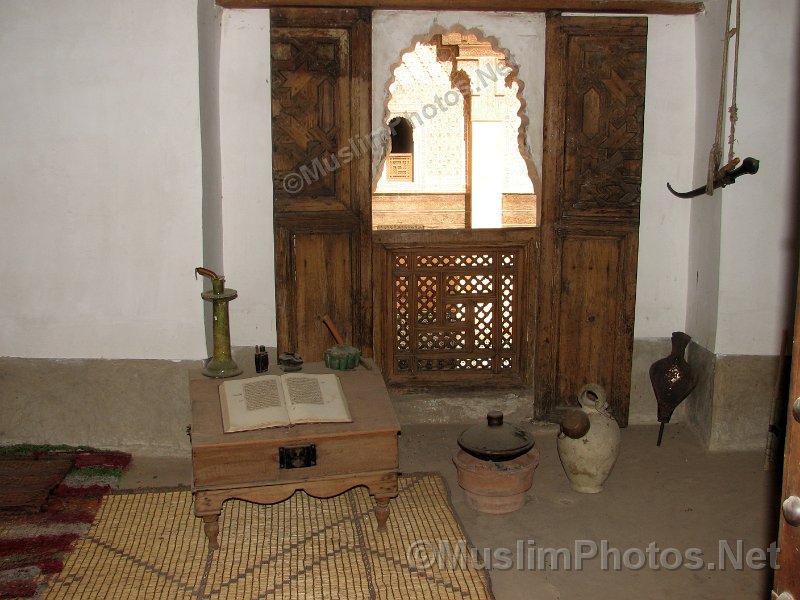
(563, 37, 646, 219)
(272, 29, 348, 205)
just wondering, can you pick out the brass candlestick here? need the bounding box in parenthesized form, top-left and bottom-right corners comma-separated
(196, 267, 242, 378)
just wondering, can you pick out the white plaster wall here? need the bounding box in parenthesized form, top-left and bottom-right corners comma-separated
(371, 11, 546, 187)
(685, 0, 725, 351)
(199, 0, 224, 278)
(715, 0, 800, 355)
(218, 10, 276, 348)
(685, 0, 799, 356)
(0, 0, 206, 360)
(685, 193, 723, 350)
(634, 15, 696, 338)
(198, 0, 224, 357)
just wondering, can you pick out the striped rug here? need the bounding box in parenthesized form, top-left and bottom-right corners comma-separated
(41, 474, 493, 599)
(0, 447, 131, 599)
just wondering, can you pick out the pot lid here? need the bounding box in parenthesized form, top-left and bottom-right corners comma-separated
(457, 411, 535, 462)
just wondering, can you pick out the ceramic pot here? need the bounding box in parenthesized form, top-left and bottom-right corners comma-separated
(453, 447, 540, 514)
(556, 383, 620, 493)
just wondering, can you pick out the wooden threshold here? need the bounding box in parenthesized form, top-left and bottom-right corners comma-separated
(218, 0, 702, 14)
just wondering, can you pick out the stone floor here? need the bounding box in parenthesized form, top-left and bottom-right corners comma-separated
(121, 421, 780, 600)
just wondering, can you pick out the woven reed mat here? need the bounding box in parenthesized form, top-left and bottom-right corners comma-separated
(41, 474, 493, 599)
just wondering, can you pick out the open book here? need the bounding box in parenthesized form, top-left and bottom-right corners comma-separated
(218, 373, 352, 433)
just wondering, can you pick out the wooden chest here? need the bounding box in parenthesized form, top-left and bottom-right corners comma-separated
(189, 361, 400, 548)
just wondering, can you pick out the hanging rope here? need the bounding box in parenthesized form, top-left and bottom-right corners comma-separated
(707, 0, 741, 195)
(667, 0, 758, 199)
(727, 0, 741, 164)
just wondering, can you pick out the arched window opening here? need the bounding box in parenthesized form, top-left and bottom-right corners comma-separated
(373, 32, 537, 230)
(386, 117, 414, 182)
(389, 117, 414, 153)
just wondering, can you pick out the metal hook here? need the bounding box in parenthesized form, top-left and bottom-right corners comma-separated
(667, 157, 759, 199)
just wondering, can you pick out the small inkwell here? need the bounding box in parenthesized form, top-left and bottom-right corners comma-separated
(254, 345, 269, 373)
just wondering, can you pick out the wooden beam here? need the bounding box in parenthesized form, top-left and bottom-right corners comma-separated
(217, 0, 703, 15)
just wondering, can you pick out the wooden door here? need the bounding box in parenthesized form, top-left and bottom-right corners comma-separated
(536, 15, 647, 426)
(774, 269, 800, 596)
(271, 8, 372, 361)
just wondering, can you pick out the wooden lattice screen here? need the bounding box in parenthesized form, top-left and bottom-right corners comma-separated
(386, 154, 413, 181)
(387, 247, 526, 384)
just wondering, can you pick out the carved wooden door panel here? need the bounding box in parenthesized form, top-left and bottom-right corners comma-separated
(536, 16, 647, 426)
(271, 8, 372, 361)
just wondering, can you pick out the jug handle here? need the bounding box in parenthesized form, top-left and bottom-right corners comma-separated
(577, 383, 611, 416)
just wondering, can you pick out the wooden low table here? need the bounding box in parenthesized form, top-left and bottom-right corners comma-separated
(189, 360, 400, 549)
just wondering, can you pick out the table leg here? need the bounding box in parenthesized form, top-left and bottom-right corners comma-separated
(375, 496, 391, 531)
(202, 514, 220, 550)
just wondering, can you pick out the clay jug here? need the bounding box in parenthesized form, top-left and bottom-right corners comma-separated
(556, 383, 620, 493)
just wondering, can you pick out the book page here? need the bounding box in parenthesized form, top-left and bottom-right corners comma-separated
(282, 374, 352, 425)
(219, 375, 290, 433)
